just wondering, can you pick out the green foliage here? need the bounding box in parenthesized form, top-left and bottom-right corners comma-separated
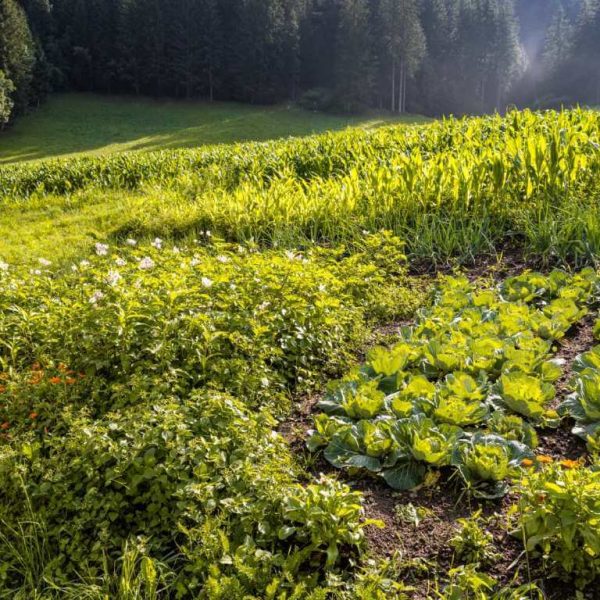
(408, 417, 461, 468)
(452, 434, 532, 499)
(561, 344, 600, 450)
(449, 511, 499, 566)
(280, 476, 383, 569)
(0, 393, 376, 597)
(394, 502, 433, 528)
(0, 0, 36, 115)
(310, 268, 596, 496)
(0, 233, 421, 425)
(495, 372, 554, 421)
(2, 109, 600, 267)
(0, 233, 423, 597)
(485, 412, 539, 449)
(516, 461, 600, 589)
(0, 70, 14, 127)
(438, 565, 544, 600)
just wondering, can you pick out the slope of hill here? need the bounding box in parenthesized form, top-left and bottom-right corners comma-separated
(0, 93, 426, 165)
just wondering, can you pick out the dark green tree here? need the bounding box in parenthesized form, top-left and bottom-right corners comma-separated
(0, 68, 14, 127)
(335, 0, 374, 112)
(379, 0, 426, 113)
(0, 0, 36, 113)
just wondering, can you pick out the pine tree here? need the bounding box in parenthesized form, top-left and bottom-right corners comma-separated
(298, 0, 338, 96)
(335, 0, 374, 111)
(490, 0, 524, 110)
(572, 0, 600, 103)
(542, 4, 573, 74)
(166, 0, 204, 98)
(201, 0, 223, 101)
(379, 0, 426, 113)
(417, 0, 459, 114)
(453, 0, 523, 113)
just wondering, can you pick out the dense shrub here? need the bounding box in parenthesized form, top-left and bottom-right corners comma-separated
(0, 232, 422, 597)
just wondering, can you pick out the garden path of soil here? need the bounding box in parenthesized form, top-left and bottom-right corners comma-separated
(279, 262, 599, 600)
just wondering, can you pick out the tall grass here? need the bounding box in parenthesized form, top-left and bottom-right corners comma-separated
(2, 108, 600, 265)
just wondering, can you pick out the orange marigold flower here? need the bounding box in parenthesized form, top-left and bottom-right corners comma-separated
(536, 455, 554, 464)
(58, 363, 68, 373)
(29, 372, 44, 385)
(560, 459, 580, 469)
(65, 377, 76, 385)
(29, 412, 38, 420)
(49, 376, 62, 385)
(0, 422, 9, 430)
(521, 458, 534, 468)
(0, 386, 6, 394)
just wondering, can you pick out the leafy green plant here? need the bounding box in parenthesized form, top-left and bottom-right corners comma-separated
(394, 503, 434, 528)
(309, 269, 594, 496)
(495, 372, 554, 421)
(449, 511, 500, 565)
(485, 412, 539, 449)
(340, 381, 386, 420)
(561, 345, 600, 449)
(408, 417, 462, 467)
(280, 476, 382, 568)
(438, 565, 544, 600)
(452, 434, 532, 499)
(516, 461, 600, 589)
(323, 420, 396, 473)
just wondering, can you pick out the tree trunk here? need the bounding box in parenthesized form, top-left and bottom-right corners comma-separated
(398, 59, 406, 113)
(402, 61, 407, 113)
(391, 59, 396, 112)
(398, 60, 402, 113)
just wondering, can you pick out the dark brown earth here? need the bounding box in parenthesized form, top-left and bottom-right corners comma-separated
(279, 264, 599, 599)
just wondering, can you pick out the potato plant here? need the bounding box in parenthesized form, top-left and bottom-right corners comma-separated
(0, 233, 422, 598)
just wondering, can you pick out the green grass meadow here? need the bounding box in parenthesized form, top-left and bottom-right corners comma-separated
(0, 93, 426, 164)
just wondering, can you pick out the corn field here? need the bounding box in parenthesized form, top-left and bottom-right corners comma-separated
(2, 108, 600, 265)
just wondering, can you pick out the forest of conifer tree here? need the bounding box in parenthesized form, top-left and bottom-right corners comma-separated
(1, 0, 599, 127)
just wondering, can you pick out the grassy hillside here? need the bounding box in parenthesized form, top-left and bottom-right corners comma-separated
(1, 108, 599, 267)
(0, 93, 426, 164)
